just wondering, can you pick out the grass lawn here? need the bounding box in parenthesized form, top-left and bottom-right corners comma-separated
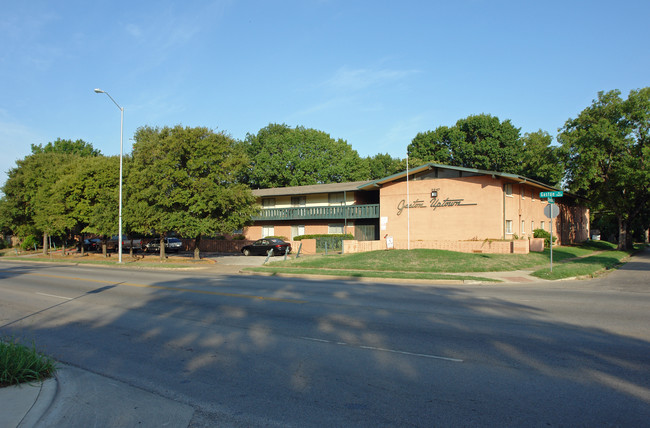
(531, 249, 630, 280)
(263, 246, 595, 273)
(249, 240, 639, 281)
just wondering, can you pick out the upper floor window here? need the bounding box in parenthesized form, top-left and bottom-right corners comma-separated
(521, 186, 525, 199)
(291, 196, 306, 207)
(505, 184, 513, 197)
(329, 192, 345, 205)
(262, 198, 275, 208)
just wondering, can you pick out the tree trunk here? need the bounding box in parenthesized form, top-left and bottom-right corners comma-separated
(617, 216, 628, 251)
(160, 235, 166, 262)
(80, 233, 85, 256)
(194, 235, 201, 260)
(42, 233, 48, 255)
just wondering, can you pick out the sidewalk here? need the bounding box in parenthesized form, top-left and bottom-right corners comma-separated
(0, 365, 194, 428)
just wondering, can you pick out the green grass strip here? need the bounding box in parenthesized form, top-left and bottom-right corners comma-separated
(0, 338, 57, 387)
(244, 267, 499, 282)
(531, 250, 630, 280)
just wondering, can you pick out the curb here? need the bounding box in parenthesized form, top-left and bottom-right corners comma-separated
(18, 377, 57, 427)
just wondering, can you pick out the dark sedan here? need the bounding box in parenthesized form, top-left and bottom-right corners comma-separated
(80, 238, 101, 252)
(241, 238, 291, 256)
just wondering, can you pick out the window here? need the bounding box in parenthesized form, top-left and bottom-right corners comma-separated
(262, 198, 275, 208)
(505, 184, 513, 196)
(506, 220, 513, 234)
(291, 225, 305, 239)
(328, 223, 344, 234)
(531, 190, 535, 201)
(262, 226, 274, 237)
(531, 221, 534, 232)
(521, 220, 525, 234)
(328, 192, 345, 205)
(541, 220, 546, 231)
(291, 196, 306, 207)
(521, 186, 525, 199)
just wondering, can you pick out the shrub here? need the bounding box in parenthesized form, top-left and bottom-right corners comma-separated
(232, 234, 246, 240)
(533, 228, 557, 247)
(21, 235, 38, 251)
(293, 234, 354, 251)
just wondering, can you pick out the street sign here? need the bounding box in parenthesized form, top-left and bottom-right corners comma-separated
(544, 203, 560, 219)
(540, 191, 563, 198)
(547, 197, 554, 203)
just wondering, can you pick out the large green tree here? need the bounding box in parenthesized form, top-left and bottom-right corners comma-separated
(1, 139, 101, 252)
(243, 123, 370, 188)
(31, 138, 101, 157)
(558, 88, 650, 249)
(519, 130, 564, 187)
(364, 153, 405, 180)
(129, 125, 257, 259)
(408, 114, 523, 173)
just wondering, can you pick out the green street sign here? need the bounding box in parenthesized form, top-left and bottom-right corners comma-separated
(547, 197, 554, 203)
(540, 191, 563, 198)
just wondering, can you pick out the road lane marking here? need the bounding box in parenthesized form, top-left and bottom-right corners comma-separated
(24, 272, 307, 304)
(35, 292, 73, 300)
(301, 337, 463, 362)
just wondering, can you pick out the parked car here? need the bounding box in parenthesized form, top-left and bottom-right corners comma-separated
(106, 236, 142, 252)
(241, 238, 291, 256)
(80, 238, 101, 252)
(144, 237, 183, 253)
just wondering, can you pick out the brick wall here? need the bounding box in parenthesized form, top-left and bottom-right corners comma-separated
(343, 239, 530, 254)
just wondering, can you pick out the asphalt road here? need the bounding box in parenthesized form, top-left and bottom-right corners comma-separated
(1, 252, 649, 427)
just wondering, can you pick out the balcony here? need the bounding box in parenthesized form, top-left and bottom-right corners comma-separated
(252, 204, 380, 221)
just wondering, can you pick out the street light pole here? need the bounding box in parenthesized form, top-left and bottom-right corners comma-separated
(94, 88, 124, 264)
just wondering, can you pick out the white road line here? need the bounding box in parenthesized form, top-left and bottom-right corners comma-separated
(301, 337, 463, 362)
(35, 292, 73, 300)
(301, 337, 331, 343)
(359, 345, 463, 362)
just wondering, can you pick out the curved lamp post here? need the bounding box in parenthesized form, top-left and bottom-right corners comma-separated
(94, 88, 124, 263)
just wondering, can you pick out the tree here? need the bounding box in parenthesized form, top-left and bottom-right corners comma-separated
(31, 138, 101, 157)
(519, 130, 564, 187)
(1, 139, 101, 252)
(558, 88, 650, 250)
(64, 156, 121, 256)
(364, 153, 405, 180)
(409, 114, 523, 173)
(243, 123, 370, 188)
(129, 125, 258, 260)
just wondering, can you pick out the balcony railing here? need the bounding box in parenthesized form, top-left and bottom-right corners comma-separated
(252, 204, 380, 221)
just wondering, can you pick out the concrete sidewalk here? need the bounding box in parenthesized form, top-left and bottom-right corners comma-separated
(1, 365, 194, 428)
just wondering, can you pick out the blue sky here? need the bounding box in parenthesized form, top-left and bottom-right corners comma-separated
(1, 0, 648, 190)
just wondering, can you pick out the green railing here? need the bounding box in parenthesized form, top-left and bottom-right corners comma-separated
(252, 204, 380, 221)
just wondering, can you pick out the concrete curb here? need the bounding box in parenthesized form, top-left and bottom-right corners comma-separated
(18, 377, 57, 427)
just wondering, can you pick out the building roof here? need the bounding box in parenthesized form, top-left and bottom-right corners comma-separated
(250, 163, 584, 201)
(356, 163, 563, 192)
(251, 180, 374, 197)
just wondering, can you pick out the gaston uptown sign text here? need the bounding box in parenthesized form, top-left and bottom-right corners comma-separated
(396, 198, 477, 216)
